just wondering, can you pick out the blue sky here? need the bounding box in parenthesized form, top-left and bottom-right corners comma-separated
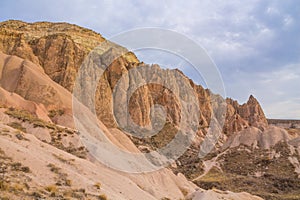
(1, 0, 299, 119)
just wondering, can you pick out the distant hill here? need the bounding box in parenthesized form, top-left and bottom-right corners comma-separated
(268, 119, 300, 129)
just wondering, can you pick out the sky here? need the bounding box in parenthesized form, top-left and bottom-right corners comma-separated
(0, 0, 299, 119)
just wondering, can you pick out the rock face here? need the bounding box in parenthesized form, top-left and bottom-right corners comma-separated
(225, 95, 268, 134)
(0, 20, 268, 134)
(0, 20, 139, 128)
(0, 51, 75, 127)
(0, 20, 138, 92)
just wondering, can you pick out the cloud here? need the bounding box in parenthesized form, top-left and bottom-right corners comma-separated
(227, 63, 300, 119)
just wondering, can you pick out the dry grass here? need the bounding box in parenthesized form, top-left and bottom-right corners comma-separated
(94, 182, 101, 189)
(5, 108, 60, 130)
(179, 187, 189, 197)
(65, 179, 72, 187)
(52, 153, 75, 165)
(47, 163, 73, 187)
(7, 122, 26, 133)
(47, 163, 61, 174)
(11, 162, 30, 173)
(48, 109, 65, 118)
(194, 143, 300, 200)
(5, 108, 87, 159)
(45, 185, 58, 193)
(98, 194, 108, 200)
(0, 180, 9, 191)
(131, 121, 178, 151)
(10, 183, 25, 192)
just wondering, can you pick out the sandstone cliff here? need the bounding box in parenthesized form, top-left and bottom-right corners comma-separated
(0, 20, 268, 134)
(225, 95, 268, 134)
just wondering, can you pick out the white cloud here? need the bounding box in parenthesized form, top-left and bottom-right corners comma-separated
(226, 63, 300, 119)
(266, 7, 280, 16)
(283, 15, 294, 27)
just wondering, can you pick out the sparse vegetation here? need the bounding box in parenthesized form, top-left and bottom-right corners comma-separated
(4, 107, 86, 159)
(45, 184, 58, 193)
(68, 188, 88, 199)
(0, 147, 35, 199)
(11, 162, 30, 173)
(179, 187, 189, 197)
(0, 180, 8, 191)
(53, 153, 75, 165)
(65, 146, 87, 159)
(30, 191, 43, 198)
(98, 194, 108, 200)
(47, 163, 61, 174)
(7, 122, 26, 133)
(47, 163, 73, 187)
(1, 128, 9, 133)
(194, 143, 300, 200)
(48, 109, 65, 118)
(0, 103, 7, 109)
(0, 196, 9, 200)
(10, 183, 25, 192)
(65, 179, 72, 186)
(171, 146, 204, 180)
(5, 108, 60, 131)
(6, 107, 37, 122)
(131, 121, 178, 151)
(94, 182, 101, 189)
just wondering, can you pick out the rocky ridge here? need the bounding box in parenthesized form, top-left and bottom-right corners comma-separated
(0, 20, 268, 134)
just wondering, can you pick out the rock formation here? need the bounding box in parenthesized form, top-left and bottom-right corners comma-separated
(224, 95, 268, 134)
(0, 20, 268, 133)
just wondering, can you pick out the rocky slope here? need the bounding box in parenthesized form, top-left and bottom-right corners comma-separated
(193, 126, 300, 200)
(0, 20, 299, 200)
(0, 51, 263, 200)
(0, 51, 199, 199)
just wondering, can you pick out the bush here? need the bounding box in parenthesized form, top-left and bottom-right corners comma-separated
(11, 162, 22, 170)
(65, 179, 72, 186)
(48, 109, 65, 118)
(98, 194, 108, 200)
(21, 166, 30, 173)
(47, 163, 61, 174)
(45, 185, 58, 193)
(94, 182, 101, 189)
